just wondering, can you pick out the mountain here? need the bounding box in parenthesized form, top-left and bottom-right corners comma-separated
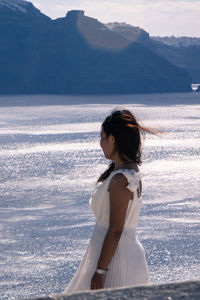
(0, 3, 192, 95)
(0, 0, 29, 12)
(105, 22, 150, 43)
(105, 22, 200, 83)
(0, 0, 50, 21)
(151, 36, 200, 48)
(0, 0, 50, 94)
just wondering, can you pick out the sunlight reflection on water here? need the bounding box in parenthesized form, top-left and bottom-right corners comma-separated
(0, 94, 199, 299)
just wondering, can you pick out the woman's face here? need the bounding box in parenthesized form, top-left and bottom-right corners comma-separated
(100, 129, 115, 160)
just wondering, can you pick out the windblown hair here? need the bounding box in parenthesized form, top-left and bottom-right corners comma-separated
(98, 109, 156, 182)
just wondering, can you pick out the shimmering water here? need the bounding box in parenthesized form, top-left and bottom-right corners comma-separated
(0, 93, 199, 299)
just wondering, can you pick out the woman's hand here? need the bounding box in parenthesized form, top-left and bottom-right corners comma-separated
(90, 272, 106, 290)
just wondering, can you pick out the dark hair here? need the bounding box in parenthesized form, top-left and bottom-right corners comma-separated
(98, 109, 156, 182)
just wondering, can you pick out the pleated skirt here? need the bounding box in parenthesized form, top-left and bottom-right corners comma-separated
(64, 221, 149, 294)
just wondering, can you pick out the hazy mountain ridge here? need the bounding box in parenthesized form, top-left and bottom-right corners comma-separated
(0, 2, 192, 95)
(105, 22, 200, 47)
(106, 22, 200, 82)
(0, 0, 29, 13)
(105, 22, 149, 43)
(151, 36, 200, 48)
(0, 0, 50, 21)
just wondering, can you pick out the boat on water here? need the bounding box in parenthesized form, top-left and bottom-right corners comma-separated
(191, 83, 200, 91)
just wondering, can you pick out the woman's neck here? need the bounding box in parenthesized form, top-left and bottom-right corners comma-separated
(112, 155, 123, 169)
(113, 155, 137, 171)
(114, 161, 123, 170)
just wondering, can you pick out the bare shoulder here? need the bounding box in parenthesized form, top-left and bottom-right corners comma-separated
(109, 173, 128, 191)
(109, 172, 133, 200)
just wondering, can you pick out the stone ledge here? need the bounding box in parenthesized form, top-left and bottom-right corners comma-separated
(24, 280, 200, 300)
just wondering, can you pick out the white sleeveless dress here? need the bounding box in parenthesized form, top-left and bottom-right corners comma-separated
(64, 169, 149, 294)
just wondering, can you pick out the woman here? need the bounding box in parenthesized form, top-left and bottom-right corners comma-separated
(64, 109, 151, 293)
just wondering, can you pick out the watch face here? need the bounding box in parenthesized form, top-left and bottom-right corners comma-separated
(96, 268, 106, 275)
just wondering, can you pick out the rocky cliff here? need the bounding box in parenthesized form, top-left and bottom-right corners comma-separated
(106, 22, 200, 83)
(0, 3, 192, 95)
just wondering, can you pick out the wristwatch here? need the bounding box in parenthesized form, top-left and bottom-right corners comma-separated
(95, 268, 107, 275)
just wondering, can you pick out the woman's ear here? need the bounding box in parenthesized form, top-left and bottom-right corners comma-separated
(110, 134, 115, 144)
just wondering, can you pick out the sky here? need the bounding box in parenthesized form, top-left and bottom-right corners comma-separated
(31, 0, 200, 37)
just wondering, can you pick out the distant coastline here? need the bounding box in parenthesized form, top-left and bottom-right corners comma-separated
(0, 92, 199, 107)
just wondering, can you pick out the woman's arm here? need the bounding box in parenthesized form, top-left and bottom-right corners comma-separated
(90, 173, 133, 290)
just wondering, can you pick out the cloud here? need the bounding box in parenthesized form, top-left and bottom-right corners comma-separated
(31, 0, 200, 37)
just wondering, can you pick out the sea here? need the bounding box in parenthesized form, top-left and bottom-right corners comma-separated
(0, 92, 199, 299)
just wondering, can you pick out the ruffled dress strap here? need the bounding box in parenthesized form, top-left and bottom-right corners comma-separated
(111, 169, 144, 194)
